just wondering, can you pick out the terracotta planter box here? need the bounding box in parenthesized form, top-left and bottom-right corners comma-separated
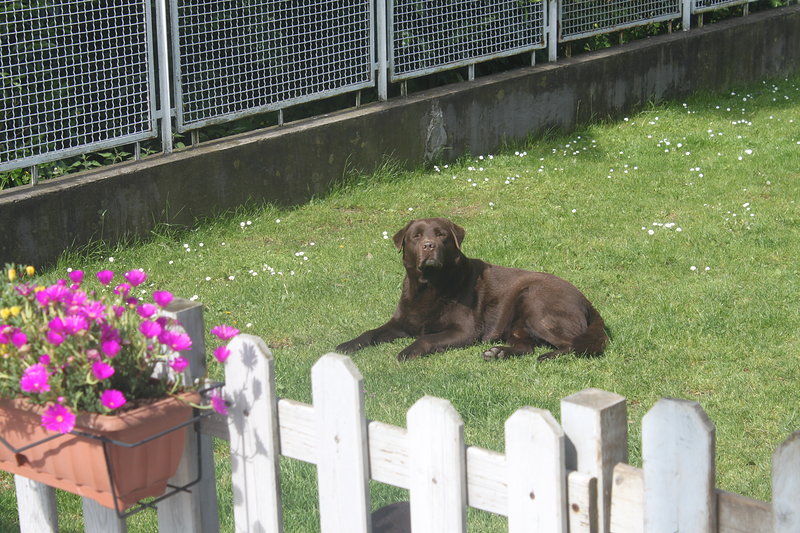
(0, 393, 197, 510)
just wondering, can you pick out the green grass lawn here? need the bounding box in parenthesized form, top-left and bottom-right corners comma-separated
(3, 74, 799, 531)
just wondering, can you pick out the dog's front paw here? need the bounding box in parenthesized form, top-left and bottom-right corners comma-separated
(396, 348, 421, 361)
(482, 346, 508, 361)
(335, 340, 361, 354)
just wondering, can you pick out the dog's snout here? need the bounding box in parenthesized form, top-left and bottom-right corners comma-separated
(422, 240, 436, 250)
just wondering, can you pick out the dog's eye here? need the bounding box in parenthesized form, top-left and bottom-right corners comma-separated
(411, 233, 422, 240)
(435, 230, 446, 238)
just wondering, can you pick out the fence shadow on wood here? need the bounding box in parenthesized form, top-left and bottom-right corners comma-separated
(9, 302, 800, 532)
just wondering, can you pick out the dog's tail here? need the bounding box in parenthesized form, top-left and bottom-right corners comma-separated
(572, 305, 608, 356)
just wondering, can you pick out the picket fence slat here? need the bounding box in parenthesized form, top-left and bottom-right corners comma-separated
(717, 490, 773, 533)
(568, 471, 598, 533)
(15, 476, 58, 532)
(773, 430, 800, 533)
(643, 398, 716, 533)
(225, 334, 282, 533)
(408, 396, 467, 533)
(312, 354, 371, 533)
(561, 388, 628, 533)
(610, 463, 643, 533)
(505, 407, 567, 532)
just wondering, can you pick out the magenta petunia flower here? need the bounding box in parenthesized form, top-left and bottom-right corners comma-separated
(39, 354, 51, 366)
(213, 345, 231, 363)
(68, 270, 84, 284)
(210, 325, 240, 341)
(91, 361, 115, 380)
(139, 320, 162, 338)
(41, 404, 76, 434)
(11, 329, 28, 348)
(152, 290, 173, 308)
(123, 270, 147, 287)
(113, 305, 125, 318)
(169, 356, 189, 373)
(136, 303, 157, 319)
(96, 269, 114, 285)
(101, 339, 121, 357)
(210, 391, 228, 416)
(43, 283, 69, 304)
(20, 364, 50, 393)
(100, 389, 127, 410)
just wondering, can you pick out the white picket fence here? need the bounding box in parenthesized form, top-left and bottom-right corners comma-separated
(8, 301, 800, 532)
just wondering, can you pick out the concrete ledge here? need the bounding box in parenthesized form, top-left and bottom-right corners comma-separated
(2, 5, 799, 266)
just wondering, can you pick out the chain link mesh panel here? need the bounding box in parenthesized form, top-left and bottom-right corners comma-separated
(389, 0, 546, 82)
(693, 0, 754, 13)
(172, 0, 374, 131)
(0, 0, 156, 171)
(559, 0, 681, 42)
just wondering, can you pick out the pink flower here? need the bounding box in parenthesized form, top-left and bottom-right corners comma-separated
(38, 354, 51, 366)
(152, 291, 173, 308)
(137, 303, 157, 318)
(41, 404, 76, 434)
(213, 345, 231, 363)
(68, 270, 84, 284)
(100, 389, 127, 410)
(123, 270, 147, 287)
(210, 391, 228, 416)
(169, 356, 189, 373)
(0, 325, 11, 344)
(96, 270, 114, 285)
(20, 364, 50, 393)
(101, 339, 121, 357)
(80, 301, 107, 322)
(92, 361, 115, 380)
(46, 330, 65, 345)
(158, 330, 193, 352)
(62, 315, 89, 335)
(139, 320, 162, 339)
(11, 329, 28, 348)
(210, 325, 239, 341)
(113, 305, 125, 318)
(113, 283, 131, 297)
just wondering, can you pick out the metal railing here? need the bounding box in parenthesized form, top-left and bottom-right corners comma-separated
(0, 0, 783, 181)
(0, 0, 158, 173)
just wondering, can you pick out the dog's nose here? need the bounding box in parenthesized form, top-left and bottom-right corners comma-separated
(422, 240, 436, 250)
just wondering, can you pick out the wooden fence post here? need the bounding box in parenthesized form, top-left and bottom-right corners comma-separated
(82, 498, 127, 533)
(561, 388, 627, 533)
(14, 476, 58, 532)
(407, 396, 467, 533)
(312, 353, 372, 533)
(158, 298, 220, 533)
(772, 430, 800, 533)
(225, 334, 283, 533)
(505, 407, 567, 532)
(642, 398, 716, 533)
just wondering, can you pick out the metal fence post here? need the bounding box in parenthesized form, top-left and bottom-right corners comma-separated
(548, 0, 558, 62)
(155, 0, 173, 154)
(683, 0, 693, 30)
(377, 0, 388, 101)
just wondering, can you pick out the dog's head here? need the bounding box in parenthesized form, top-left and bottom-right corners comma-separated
(393, 218, 466, 274)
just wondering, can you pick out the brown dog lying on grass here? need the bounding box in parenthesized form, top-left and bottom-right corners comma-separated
(336, 217, 608, 361)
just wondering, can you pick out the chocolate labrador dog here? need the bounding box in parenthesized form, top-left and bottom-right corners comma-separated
(336, 218, 608, 361)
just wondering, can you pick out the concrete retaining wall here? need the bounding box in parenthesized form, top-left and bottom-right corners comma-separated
(2, 5, 799, 266)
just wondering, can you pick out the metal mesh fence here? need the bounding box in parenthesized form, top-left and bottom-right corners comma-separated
(0, 0, 156, 171)
(172, 0, 374, 131)
(693, 0, 754, 13)
(389, 0, 547, 82)
(559, 0, 681, 42)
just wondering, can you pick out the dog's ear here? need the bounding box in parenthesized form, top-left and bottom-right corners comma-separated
(393, 221, 413, 251)
(449, 221, 466, 249)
